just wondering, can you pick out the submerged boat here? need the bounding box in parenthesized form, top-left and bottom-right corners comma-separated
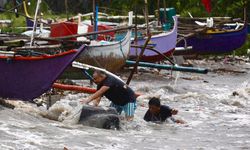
(129, 16, 177, 62)
(0, 45, 86, 101)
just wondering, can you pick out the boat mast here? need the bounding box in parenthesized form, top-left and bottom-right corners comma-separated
(30, 0, 42, 46)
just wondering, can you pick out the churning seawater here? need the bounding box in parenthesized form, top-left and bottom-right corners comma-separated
(0, 59, 250, 150)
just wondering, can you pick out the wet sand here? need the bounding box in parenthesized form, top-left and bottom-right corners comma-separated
(0, 57, 250, 150)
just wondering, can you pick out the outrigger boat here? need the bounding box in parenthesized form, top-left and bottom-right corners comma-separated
(176, 23, 248, 54)
(49, 12, 133, 73)
(129, 16, 177, 62)
(176, 9, 248, 55)
(77, 30, 131, 72)
(0, 45, 86, 101)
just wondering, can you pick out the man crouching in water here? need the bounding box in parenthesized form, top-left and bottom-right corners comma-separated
(81, 70, 136, 121)
(144, 97, 184, 124)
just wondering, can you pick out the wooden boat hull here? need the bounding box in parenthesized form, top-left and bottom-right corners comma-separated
(0, 45, 86, 101)
(77, 31, 131, 72)
(129, 16, 177, 62)
(177, 24, 248, 54)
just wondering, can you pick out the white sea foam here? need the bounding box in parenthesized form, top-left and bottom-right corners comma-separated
(1, 59, 250, 149)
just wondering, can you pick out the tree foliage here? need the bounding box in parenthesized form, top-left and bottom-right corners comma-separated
(2, 0, 249, 19)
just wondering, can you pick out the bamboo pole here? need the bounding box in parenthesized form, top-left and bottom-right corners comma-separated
(144, 0, 150, 36)
(65, 0, 69, 20)
(0, 44, 62, 51)
(36, 25, 135, 41)
(131, 44, 175, 65)
(134, 5, 138, 61)
(163, 0, 167, 23)
(157, 0, 160, 25)
(93, 0, 96, 30)
(126, 60, 208, 74)
(30, 0, 41, 46)
(126, 35, 152, 85)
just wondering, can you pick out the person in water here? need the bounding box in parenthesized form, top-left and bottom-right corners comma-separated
(144, 97, 184, 124)
(81, 70, 136, 121)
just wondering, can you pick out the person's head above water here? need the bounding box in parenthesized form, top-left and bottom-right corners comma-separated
(148, 97, 161, 115)
(92, 70, 107, 84)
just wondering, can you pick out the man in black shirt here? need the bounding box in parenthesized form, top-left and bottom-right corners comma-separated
(144, 97, 184, 123)
(81, 70, 136, 121)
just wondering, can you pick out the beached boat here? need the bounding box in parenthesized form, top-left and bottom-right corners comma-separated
(76, 30, 131, 72)
(0, 45, 86, 101)
(176, 9, 248, 55)
(49, 23, 132, 79)
(176, 23, 248, 54)
(129, 16, 177, 62)
(51, 12, 133, 73)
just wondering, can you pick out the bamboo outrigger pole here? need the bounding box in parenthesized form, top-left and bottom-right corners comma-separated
(30, 0, 42, 46)
(126, 35, 152, 85)
(126, 60, 208, 74)
(157, 0, 160, 25)
(36, 25, 135, 40)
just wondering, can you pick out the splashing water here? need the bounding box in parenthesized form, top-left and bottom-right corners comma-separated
(0, 59, 250, 149)
(173, 71, 181, 89)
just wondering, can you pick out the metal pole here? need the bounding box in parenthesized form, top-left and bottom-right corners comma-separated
(95, 4, 98, 32)
(30, 0, 41, 46)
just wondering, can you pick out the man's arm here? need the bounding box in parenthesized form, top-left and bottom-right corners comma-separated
(82, 86, 110, 104)
(160, 105, 173, 121)
(93, 97, 101, 106)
